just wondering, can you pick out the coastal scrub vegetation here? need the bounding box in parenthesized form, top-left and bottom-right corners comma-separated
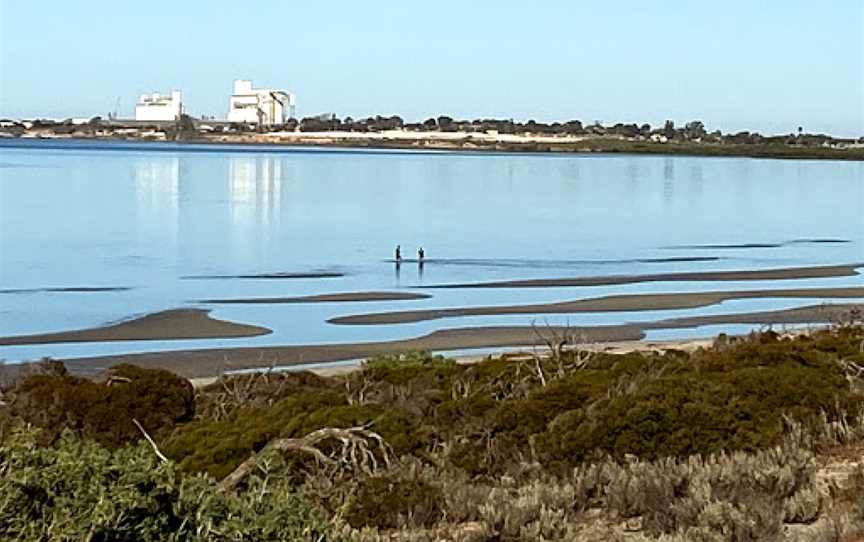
(3, 325, 864, 539)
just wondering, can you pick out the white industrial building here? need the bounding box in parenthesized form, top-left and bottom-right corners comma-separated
(227, 80, 295, 127)
(134, 90, 183, 122)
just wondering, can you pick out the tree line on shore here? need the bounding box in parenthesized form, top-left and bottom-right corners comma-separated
(5, 114, 860, 147)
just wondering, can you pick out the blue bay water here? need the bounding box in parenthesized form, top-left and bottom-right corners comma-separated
(1, 139, 863, 362)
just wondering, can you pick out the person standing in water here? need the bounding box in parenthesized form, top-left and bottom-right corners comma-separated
(417, 247, 425, 263)
(395, 245, 402, 263)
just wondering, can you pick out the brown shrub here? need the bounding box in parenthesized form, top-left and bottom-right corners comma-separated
(344, 472, 443, 529)
(2, 361, 193, 447)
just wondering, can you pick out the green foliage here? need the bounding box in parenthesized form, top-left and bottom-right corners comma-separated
(0, 427, 338, 541)
(361, 351, 458, 386)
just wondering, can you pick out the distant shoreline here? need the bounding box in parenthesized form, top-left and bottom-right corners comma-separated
(2, 132, 863, 161)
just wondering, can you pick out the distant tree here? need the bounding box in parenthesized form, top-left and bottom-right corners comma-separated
(437, 116, 454, 131)
(564, 120, 584, 134)
(684, 120, 706, 141)
(422, 118, 437, 130)
(663, 120, 676, 138)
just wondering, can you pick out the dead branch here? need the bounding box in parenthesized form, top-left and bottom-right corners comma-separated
(133, 418, 168, 463)
(219, 425, 392, 492)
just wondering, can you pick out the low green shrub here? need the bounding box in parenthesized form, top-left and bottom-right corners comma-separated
(0, 426, 338, 541)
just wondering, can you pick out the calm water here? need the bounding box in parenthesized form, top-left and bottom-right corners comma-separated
(1, 139, 863, 362)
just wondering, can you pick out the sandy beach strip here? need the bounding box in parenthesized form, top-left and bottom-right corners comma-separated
(0, 309, 271, 346)
(422, 263, 863, 289)
(196, 291, 431, 304)
(47, 302, 864, 379)
(329, 286, 864, 325)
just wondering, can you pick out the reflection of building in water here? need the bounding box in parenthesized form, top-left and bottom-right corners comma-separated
(663, 157, 675, 203)
(228, 156, 282, 235)
(133, 157, 180, 246)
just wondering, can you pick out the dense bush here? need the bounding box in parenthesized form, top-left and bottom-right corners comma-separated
(160, 328, 864, 481)
(0, 427, 338, 541)
(344, 472, 443, 529)
(1, 361, 193, 447)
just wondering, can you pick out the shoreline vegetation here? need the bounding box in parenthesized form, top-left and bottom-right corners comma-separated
(3, 115, 863, 160)
(4, 323, 864, 540)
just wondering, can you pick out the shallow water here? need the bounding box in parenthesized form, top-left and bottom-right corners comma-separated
(1, 139, 863, 362)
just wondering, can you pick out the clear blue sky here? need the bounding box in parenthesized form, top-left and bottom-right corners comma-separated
(1, 1, 862, 136)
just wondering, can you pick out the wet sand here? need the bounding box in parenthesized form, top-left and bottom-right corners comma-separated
(329, 286, 864, 325)
(423, 263, 863, 289)
(664, 239, 850, 250)
(49, 302, 864, 379)
(197, 291, 431, 304)
(0, 309, 271, 346)
(181, 271, 343, 280)
(0, 286, 132, 294)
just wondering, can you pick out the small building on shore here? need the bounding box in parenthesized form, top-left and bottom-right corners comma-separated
(135, 90, 183, 122)
(227, 80, 295, 127)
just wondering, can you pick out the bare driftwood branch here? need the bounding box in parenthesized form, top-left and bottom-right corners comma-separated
(219, 425, 392, 492)
(133, 418, 168, 463)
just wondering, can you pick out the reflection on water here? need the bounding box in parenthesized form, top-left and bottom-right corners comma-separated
(227, 155, 285, 261)
(229, 155, 282, 230)
(133, 156, 180, 247)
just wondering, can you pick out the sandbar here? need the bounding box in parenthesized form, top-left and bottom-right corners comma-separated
(197, 291, 431, 304)
(329, 286, 864, 325)
(0, 286, 132, 294)
(0, 309, 271, 346)
(181, 272, 343, 280)
(50, 302, 864, 379)
(422, 263, 862, 289)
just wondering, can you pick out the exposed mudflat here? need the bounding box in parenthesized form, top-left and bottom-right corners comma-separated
(0, 286, 132, 294)
(43, 302, 864, 379)
(181, 272, 344, 280)
(328, 286, 864, 325)
(422, 263, 863, 289)
(0, 309, 271, 346)
(196, 291, 431, 304)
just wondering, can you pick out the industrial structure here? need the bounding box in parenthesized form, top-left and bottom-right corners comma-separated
(227, 80, 295, 127)
(134, 90, 183, 122)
